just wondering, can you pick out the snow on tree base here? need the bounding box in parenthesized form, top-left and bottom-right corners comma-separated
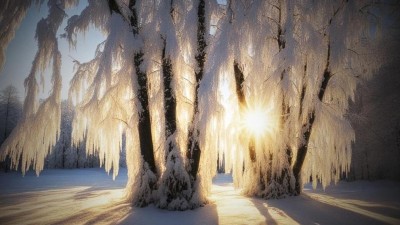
(242, 164, 297, 199)
(261, 181, 294, 199)
(157, 149, 193, 210)
(156, 148, 209, 210)
(128, 161, 157, 207)
(188, 176, 209, 208)
(261, 169, 297, 199)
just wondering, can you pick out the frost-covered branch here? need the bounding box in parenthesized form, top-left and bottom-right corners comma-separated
(0, 0, 41, 70)
(0, 0, 76, 175)
(63, 0, 109, 48)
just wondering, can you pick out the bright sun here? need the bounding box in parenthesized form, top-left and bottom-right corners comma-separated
(243, 106, 274, 137)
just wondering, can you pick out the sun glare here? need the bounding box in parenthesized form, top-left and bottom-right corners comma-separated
(243, 107, 273, 137)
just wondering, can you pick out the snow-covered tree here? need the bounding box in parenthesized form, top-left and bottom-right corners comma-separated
(64, 0, 211, 209)
(0, 86, 22, 142)
(0, 0, 396, 210)
(0, 85, 22, 172)
(204, 0, 388, 198)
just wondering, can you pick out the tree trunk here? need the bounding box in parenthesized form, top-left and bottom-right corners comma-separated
(135, 52, 157, 174)
(108, 0, 158, 207)
(130, 44, 158, 208)
(292, 43, 332, 194)
(233, 62, 256, 162)
(188, 0, 206, 181)
(156, 35, 193, 210)
(162, 40, 177, 153)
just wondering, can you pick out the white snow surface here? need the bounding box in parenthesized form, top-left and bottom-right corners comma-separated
(0, 169, 399, 225)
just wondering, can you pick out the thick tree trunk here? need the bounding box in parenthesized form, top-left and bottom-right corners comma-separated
(266, 0, 295, 198)
(156, 36, 193, 210)
(188, 0, 206, 181)
(135, 52, 157, 173)
(234, 61, 295, 198)
(162, 40, 177, 153)
(108, 0, 158, 206)
(125, 3, 158, 195)
(288, 0, 345, 195)
(233, 62, 256, 162)
(125, 0, 157, 173)
(157, 0, 208, 210)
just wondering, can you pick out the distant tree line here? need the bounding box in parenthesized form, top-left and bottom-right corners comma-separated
(44, 100, 100, 169)
(0, 86, 22, 172)
(45, 99, 127, 169)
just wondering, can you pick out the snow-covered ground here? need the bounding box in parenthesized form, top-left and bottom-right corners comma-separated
(0, 169, 399, 225)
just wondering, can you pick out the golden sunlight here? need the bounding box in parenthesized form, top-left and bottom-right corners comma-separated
(243, 108, 269, 136)
(242, 103, 277, 137)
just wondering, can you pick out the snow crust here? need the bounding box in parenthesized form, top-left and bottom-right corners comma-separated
(0, 169, 399, 225)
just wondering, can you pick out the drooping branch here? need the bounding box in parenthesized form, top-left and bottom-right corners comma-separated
(0, 1, 68, 175)
(64, 1, 109, 48)
(0, 0, 36, 70)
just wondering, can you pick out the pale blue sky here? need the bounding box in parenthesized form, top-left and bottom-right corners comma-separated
(0, 1, 105, 101)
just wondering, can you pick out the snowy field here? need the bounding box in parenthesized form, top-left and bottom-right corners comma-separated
(0, 169, 399, 225)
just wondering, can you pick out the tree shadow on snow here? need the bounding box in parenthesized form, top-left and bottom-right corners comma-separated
(72, 185, 123, 201)
(249, 198, 279, 225)
(53, 201, 131, 225)
(118, 203, 219, 225)
(262, 193, 400, 225)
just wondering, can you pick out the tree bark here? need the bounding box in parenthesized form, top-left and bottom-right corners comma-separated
(162, 38, 177, 153)
(233, 62, 256, 162)
(107, 0, 158, 206)
(108, 0, 156, 174)
(135, 51, 157, 173)
(293, 43, 331, 194)
(291, 0, 347, 194)
(157, 34, 193, 210)
(105, 0, 158, 175)
(188, 0, 206, 180)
